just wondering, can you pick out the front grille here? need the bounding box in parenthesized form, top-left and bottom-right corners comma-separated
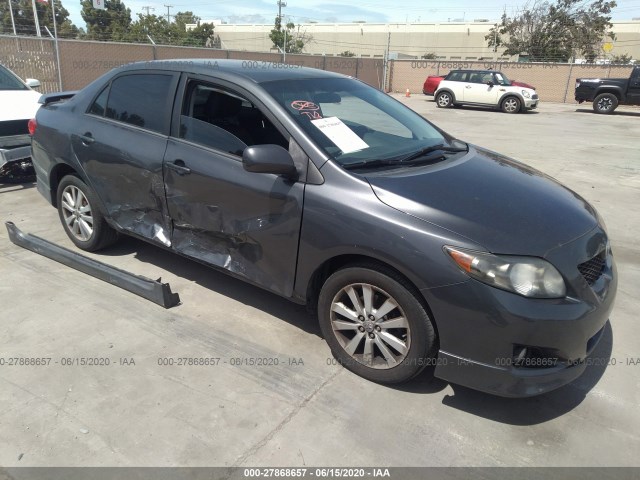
(532, 94, 539, 100)
(578, 253, 606, 285)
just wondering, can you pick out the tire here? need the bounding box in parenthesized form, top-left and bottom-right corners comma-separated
(593, 93, 618, 114)
(436, 91, 453, 108)
(501, 96, 521, 114)
(56, 175, 118, 251)
(318, 265, 437, 384)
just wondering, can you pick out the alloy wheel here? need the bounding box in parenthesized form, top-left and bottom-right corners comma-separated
(503, 98, 519, 113)
(60, 185, 94, 241)
(437, 93, 451, 107)
(597, 97, 612, 112)
(330, 283, 410, 369)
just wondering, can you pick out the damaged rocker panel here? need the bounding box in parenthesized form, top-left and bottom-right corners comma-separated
(5, 221, 180, 308)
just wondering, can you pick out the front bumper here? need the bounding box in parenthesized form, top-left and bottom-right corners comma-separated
(523, 98, 539, 109)
(424, 228, 616, 397)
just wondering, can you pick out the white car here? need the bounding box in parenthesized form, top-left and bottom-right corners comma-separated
(0, 63, 42, 182)
(434, 70, 539, 114)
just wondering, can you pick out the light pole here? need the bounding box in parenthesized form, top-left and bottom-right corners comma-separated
(277, 1, 287, 62)
(7, 0, 17, 35)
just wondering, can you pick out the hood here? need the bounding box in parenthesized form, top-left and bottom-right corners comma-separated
(366, 147, 598, 256)
(0, 89, 41, 122)
(512, 80, 535, 90)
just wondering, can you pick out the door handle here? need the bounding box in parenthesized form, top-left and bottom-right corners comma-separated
(465, 85, 472, 89)
(80, 132, 95, 145)
(167, 159, 191, 176)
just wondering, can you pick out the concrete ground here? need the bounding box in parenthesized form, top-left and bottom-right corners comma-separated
(1, 99, 638, 467)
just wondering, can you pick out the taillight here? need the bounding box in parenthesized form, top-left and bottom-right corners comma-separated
(28, 118, 37, 136)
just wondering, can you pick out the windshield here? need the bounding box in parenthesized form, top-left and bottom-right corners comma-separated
(260, 78, 446, 167)
(0, 65, 28, 91)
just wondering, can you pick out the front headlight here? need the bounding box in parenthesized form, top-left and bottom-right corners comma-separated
(521, 90, 531, 98)
(444, 246, 566, 298)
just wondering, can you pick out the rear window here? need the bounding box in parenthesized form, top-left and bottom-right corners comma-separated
(104, 74, 173, 134)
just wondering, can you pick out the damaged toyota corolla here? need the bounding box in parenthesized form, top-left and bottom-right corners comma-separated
(30, 60, 616, 397)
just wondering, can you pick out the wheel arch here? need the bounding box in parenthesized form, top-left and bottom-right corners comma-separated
(595, 89, 624, 102)
(49, 163, 81, 208)
(498, 92, 524, 108)
(304, 254, 440, 339)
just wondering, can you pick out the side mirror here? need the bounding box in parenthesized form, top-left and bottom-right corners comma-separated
(242, 144, 298, 180)
(26, 78, 41, 89)
(486, 81, 494, 87)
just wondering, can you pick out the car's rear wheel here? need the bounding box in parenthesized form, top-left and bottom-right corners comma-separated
(501, 96, 521, 114)
(593, 93, 618, 114)
(436, 91, 453, 108)
(57, 175, 118, 251)
(318, 265, 437, 384)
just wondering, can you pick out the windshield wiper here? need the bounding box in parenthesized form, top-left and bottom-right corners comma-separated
(343, 159, 403, 170)
(343, 142, 469, 171)
(398, 143, 468, 163)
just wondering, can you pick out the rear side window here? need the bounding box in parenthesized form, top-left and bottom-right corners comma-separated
(104, 74, 173, 134)
(447, 71, 468, 82)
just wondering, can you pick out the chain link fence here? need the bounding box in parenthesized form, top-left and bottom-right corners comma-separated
(0, 35, 385, 93)
(1, 34, 634, 102)
(0, 36, 59, 92)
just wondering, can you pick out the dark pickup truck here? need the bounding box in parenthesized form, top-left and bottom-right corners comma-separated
(575, 65, 640, 114)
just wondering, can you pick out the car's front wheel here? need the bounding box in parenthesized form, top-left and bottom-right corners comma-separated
(593, 93, 618, 114)
(436, 91, 453, 108)
(318, 265, 437, 384)
(57, 175, 118, 251)
(501, 96, 521, 114)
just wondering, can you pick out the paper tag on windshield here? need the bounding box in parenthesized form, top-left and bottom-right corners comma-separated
(311, 117, 369, 154)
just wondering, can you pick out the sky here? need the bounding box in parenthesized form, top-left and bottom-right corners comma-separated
(65, 0, 640, 30)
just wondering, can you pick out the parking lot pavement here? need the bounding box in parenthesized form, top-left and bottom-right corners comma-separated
(1, 100, 639, 467)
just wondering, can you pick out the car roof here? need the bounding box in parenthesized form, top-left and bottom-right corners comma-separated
(116, 59, 347, 83)
(448, 69, 495, 74)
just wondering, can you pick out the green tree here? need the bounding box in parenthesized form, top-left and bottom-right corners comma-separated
(486, 0, 617, 62)
(126, 10, 214, 46)
(269, 16, 309, 54)
(611, 53, 633, 64)
(170, 11, 215, 46)
(1, 0, 80, 37)
(128, 13, 168, 43)
(173, 11, 199, 28)
(339, 50, 355, 57)
(80, 0, 131, 41)
(183, 22, 216, 47)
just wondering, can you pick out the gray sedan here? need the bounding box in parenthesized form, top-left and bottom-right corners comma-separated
(30, 60, 616, 397)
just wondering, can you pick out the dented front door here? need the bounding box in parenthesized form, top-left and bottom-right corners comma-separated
(162, 139, 305, 297)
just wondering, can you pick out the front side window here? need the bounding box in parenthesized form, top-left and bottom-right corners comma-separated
(179, 81, 288, 156)
(0, 65, 27, 91)
(261, 77, 446, 167)
(494, 73, 511, 86)
(88, 86, 109, 116)
(105, 74, 173, 133)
